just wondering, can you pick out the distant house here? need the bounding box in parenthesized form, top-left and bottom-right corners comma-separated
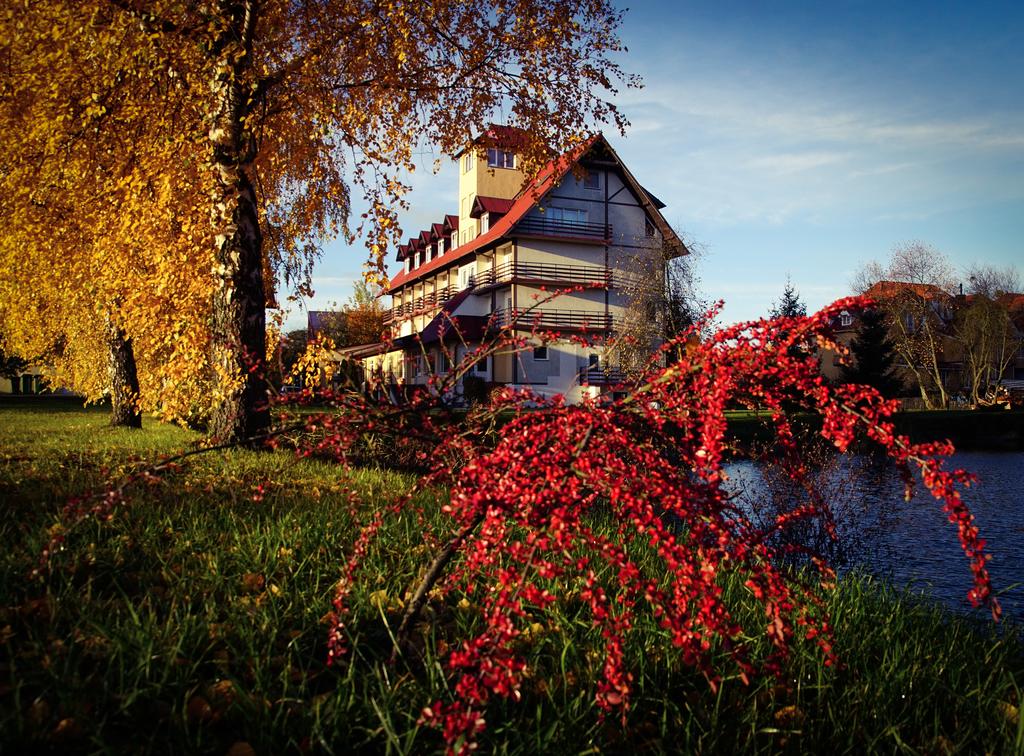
(357, 128, 687, 402)
(307, 310, 346, 340)
(821, 280, 1024, 399)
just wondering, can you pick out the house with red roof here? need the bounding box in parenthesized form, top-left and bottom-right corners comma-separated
(361, 128, 687, 401)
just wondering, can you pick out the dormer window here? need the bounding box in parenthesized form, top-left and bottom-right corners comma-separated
(437, 238, 445, 256)
(480, 213, 490, 234)
(405, 257, 411, 273)
(487, 148, 515, 169)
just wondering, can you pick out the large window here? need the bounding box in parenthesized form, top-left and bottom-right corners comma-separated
(487, 148, 515, 169)
(546, 207, 588, 224)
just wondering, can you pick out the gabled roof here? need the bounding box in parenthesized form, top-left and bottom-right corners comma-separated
(471, 196, 514, 217)
(308, 310, 344, 335)
(387, 134, 687, 294)
(454, 124, 533, 157)
(865, 280, 950, 300)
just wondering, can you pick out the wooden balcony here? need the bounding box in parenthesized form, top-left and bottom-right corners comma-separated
(492, 308, 615, 332)
(514, 216, 611, 242)
(473, 261, 612, 291)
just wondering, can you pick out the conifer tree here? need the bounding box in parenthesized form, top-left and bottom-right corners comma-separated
(770, 277, 808, 320)
(840, 307, 904, 397)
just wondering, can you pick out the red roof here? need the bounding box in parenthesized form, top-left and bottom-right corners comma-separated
(472, 196, 515, 217)
(865, 280, 950, 300)
(454, 124, 534, 157)
(387, 139, 592, 293)
(386, 134, 687, 294)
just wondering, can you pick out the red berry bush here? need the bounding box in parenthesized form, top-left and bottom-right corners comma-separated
(317, 296, 999, 753)
(39, 296, 999, 755)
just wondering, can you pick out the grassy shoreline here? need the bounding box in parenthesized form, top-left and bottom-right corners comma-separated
(1, 402, 1022, 753)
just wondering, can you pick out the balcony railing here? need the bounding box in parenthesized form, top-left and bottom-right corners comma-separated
(514, 216, 611, 241)
(492, 308, 615, 331)
(383, 285, 457, 324)
(578, 366, 627, 386)
(473, 261, 612, 290)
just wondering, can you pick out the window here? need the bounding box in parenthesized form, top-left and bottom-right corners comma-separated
(588, 353, 600, 369)
(459, 263, 476, 290)
(487, 148, 515, 169)
(546, 207, 588, 224)
(463, 152, 474, 173)
(437, 238, 445, 256)
(438, 351, 450, 373)
(480, 213, 490, 233)
(533, 346, 548, 361)
(405, 257, 411, 273)
(474, 356, 489, 373)
(583, 171, 600, 190)
(840, 311, 852, 327)
(644, 218, 655, 238)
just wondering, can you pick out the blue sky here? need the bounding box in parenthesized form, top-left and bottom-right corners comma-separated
(285, 0, 1024, 330)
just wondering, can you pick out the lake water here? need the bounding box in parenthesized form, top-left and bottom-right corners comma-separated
(723, 452, 1024, 622)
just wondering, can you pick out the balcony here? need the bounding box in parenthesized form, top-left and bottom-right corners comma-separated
(492, 308, 615, 332)
(578, 366, 628, 387)
(382, 285, 457, 324)
(473, 261, 612, 291)
(514, 216, 611, 242)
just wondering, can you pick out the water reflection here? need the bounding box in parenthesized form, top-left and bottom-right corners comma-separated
(723, 452, 1024, 621)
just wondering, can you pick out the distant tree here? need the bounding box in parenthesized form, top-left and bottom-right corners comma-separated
(854, 242, 956, 409)
(770, 277, 808, 320)
(341, 281, 386, 347)
(768, 277, 810, 360)
(604, 234, 704, 377)
(0, 346, 28, 394)
(954, 264, 1023, 407)
(279, 330, 310, 378)
(839, 308, 904, 397)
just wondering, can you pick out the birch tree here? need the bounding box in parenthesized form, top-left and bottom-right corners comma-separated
(855, 242, 956, 409)
(1, 0, 636, 443)
(954, 264, 1023, 406)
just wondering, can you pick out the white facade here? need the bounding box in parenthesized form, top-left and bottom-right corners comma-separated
(369, 134, 686, 403)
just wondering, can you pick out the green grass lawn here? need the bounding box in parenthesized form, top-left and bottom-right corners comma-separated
(1, 401, 1022, 754)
